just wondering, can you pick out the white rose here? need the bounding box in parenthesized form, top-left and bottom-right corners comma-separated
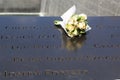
(72, 15, 78, 21)
(79, 13, 87, 20)
(78, 22, 84, 29)
(66, 25, 75, 32)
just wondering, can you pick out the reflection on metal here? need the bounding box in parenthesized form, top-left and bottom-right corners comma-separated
(62, 34, 86, 51)
(56, 25, 86, 51)
(0, 12, 45, 16)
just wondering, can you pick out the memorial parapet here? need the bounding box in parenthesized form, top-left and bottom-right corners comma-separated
(0, 16, 120, 80)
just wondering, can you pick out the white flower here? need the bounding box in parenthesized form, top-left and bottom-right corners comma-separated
(79, 13, 87, 20)
(72, 15, 78, 21)
(78, 22, 86, 30)
(66, 25, 75, 32)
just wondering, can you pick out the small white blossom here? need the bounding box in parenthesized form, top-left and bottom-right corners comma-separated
(78, 22, 84, 29)
(79, 13, 87, 20)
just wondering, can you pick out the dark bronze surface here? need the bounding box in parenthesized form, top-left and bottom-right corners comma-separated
(0, 16, 120, 80)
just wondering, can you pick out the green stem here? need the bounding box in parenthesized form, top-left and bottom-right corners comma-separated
(54, 20, 62, 25)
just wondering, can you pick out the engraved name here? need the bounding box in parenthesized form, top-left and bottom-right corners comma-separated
(94, 44, 120, 48)
(0, 45, 62, 50)
(0, 69, 88, 77)
(12, 56, 120, 62)
(0, 34, 58, 40)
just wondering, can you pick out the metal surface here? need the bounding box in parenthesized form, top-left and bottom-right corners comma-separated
(0, 16, 120, 80)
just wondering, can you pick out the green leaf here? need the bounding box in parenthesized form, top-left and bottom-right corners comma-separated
(77, 17, 81, 21)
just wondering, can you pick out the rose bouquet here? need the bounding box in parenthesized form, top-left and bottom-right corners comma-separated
(54, 5, 91, 38)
